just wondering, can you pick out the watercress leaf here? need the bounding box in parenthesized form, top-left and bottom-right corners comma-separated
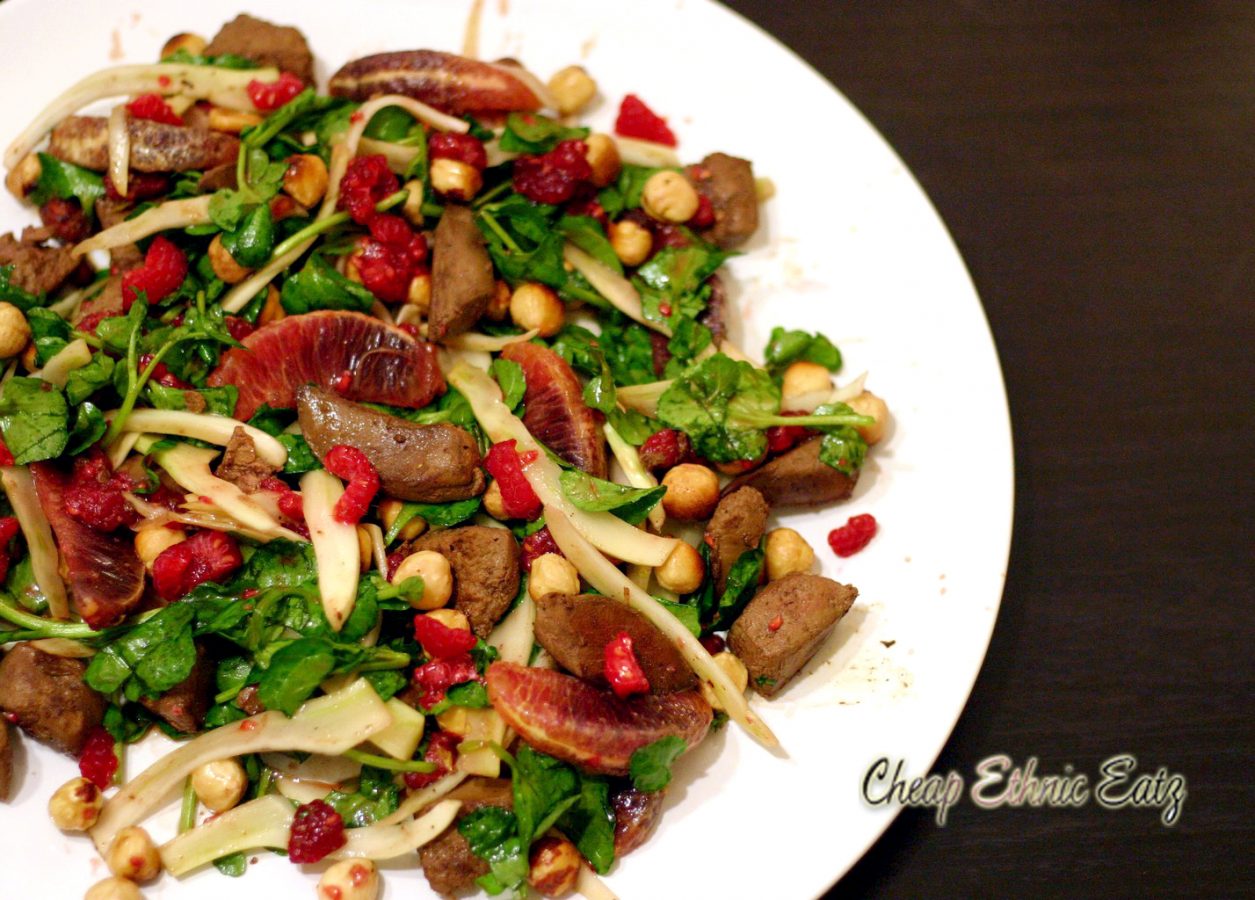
(26, 308, 70, 365)
(762, 326, 842, 375)
(557, 777, 616, 875)
(666, 315, 712, 364)
(512, 745, 579, 844)
(67, 401, 106, 454)
(208, 189, 248, 232)
(708, 547, 764, 632)
(657, 354, 770, 463)
(598, 317, 659, 387)
(340, 581, 379, 643)
(364, 669, 408, 701)
(384, 498, 481, 543)
(615, 164, 666, 209)
(628, 736, 686, 792)
(655, 597, 701, 637)
(221, 202, 274, 268)
(499, 112, 589, 154)
(64, 352, 115, 405)
(0, 376, 68, 464)
(606, 407, 661, 446)
(556, 215, 620, 274)
(420, 679, 490, 716)
(134, 625, 198, 695)
(559, 469, 665, 525)
(281, 253, 376, 314)
(31, 153, 105, 218)
(257, 637, 337, 715)
(103, 702, 155, 745)
(215, 656, 254, 697)
(147, 382, 238, 417)
(279, 433, 322, 474)
(0, 265, 45, 312)
(212, 852, 248, 877)
(817, 425, 868, 476)
(364, 105, 416, 142)
(161, 48, 259, 69)
(241, 88, 318, 149)
(491, 358, 527, 412)
(459, 807, 528, 897)
(246, 404, 292, 436)
(235, 540, 318, 590)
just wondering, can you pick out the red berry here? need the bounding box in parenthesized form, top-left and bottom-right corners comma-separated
(62, 452, 138, 532)
(699, 633, 726, 656)
(323, 445, 380, 524)
(827, 513, 878, 558)
(138, 353, 191, 389)
(353, 216, 429, 304)
(0, 437, 14, 467)
(261, 476, 304, 523)
(689, 193, 715, 228)
(287, 799, 346, 863)
(429, 132, 488, 170)
(614, 94, 677, 147)
(125, 93, 184, 125)
(121, 236, 188, 308)
(151, 530, 244, 601)
(78, 726, 118, 790)
(336, 155, 398, 225)
(404, 731, 460, 789)
(520, 526, 561, 572)
(224, 316, 255, 342)
(512, 139, 592, 205)
(247, 72, 305, 112)
(603, 631, 651, 699)
(638, 429, 691, 474)
(483, 440, 542, 520)
(413, 614, 479, 659)
(410, 655, 480, 711)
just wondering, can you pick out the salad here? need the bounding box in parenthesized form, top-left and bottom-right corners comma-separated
(0, 13, 891, 900)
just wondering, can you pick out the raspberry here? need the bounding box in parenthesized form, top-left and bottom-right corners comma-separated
(603, 631, 650, 699)
(565, 196, 608, 229)
(138, 353, 191, 389)
(354, 217, 428, 304)
(78, 726, 118, 790)
(0, 516, 20, 583)
(638, 429, 691, 474)
(247, 72, 305, 112)
(520, 526, 561, 573)
(411, 655, 480, 711)
(404, 731, 460, 789)
(224, 316, 255, 342)
(337, 155, 398, 225)
(483, 441, 542, 520)
(0, 437, 13, 466)
(614, 94, 677, 147)
(429, 132, 488, 170)
(125, 93, 183, 125)
(414, 614, 479, 659)
(261, 476, 304, 523)
(122, 236, 188, 308)
(512, 139, 592, 205)
(287, 799, 346, 863)
(827, 513, 878, 558)
(63, 452, 138, 532)
(151, 530, 244, 601)
(323, 445, 380, 524)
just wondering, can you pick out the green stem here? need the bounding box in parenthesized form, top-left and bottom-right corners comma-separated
(0, 601, 95, 638)
(179, 777, 198, 833)
(355, 649, 411, 673)
(472, 179, 512, 209)
(341, 749, 435, 773)
(741, 411, 875, 429)
(268, 188, 410, 259)
(254, 766, 273, 800)
(478, 208, 520, 253)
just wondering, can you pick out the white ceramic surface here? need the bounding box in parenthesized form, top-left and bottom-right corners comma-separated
(0, 1, 1014, 897)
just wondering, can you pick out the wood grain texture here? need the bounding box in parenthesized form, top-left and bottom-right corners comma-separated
(721, 2, 1255, 897)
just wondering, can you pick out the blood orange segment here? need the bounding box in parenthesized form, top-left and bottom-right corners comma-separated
(485, 661, 712, 775)
(208, 311, 444, 420)
(500, 341, 607, 478)
(328, 50, 543, 116)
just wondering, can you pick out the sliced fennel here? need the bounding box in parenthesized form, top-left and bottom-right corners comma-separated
(563, 243, 668, 336)
(377, 772, 469, 828)
(442, 328, 539, 352)
(604, 421, 665, 532)
(616, 381, 671, 417)
(0, 466, 69, 619)
(545, 505, 779, 750)
(73, 196, 212, 257)
(91, 678, 392, 852)
(368, 698, 426, 761)
(107, 104, 129, 200)
(37, 338, 92, 387)
(447, 364, 677, 567)
(117, 409, 288, 468)
(613, 136, 681, 168)
(159, 794, 295, 876)
(332, 799, 461, 860)
(301, 469, 360, 632)
(578, 862, 622, 900)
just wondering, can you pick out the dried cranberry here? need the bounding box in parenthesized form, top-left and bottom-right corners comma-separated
(125, 93, 183, 125)
(104, 171, 170, 202)
(414, 614, 479, 659)
(520, 526, 561, 572)
(138, 353, 191, 389)
(39, 198, 90, 243)
(651, 223, 689, 252)
(565, 196, 608, 229)
(603, 631, 650, 699)
(121, 236, 187, 308)
(63, 452, 138, 532)
(827, 513, 878, 558)
(337, 155, 398, 225)
(0, 516, 20, 583)
(261, 476, 304, 522)
(385, 547, 408, 581)
(404, 731, 460, 789)
(614, 94, 677, 147)
(247, 72, 305, 112)
(512, 139, 592, 205)
(151, 529, 244, 601)
(78, 726, 118, 790)
(483, 440, 542, 520)
(287, 799, 346, 863)
(224, 316, 255, 342)
(324, 445, 380, 524)
(639, 429, 691, 474)
(411, 655, 480, 710)
(429, 132, 488, 171)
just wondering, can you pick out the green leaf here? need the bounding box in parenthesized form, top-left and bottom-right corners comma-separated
(491, 358, 527, 412)
(556, 215, 620, 274)
(817, 423, 868, 476)
(245, 404, 292, 436)
(26, 308, 70, 366)
(67, 401, 106, 454)
(208, 189, 248, 232)
(278, 433, 322, 474)
(64, 352, 115, 405)
(363, 105, 416, 142)
(325, 765, 400, 827)
(256, 638, 337, 715)
(364, 669, 408, 700)
(161, 48, 260, 69)
(31, 153, 104, 218)
(147, 382, 238, 417)
(512, 744, 579, 844)
(614, 164, 666, 210)
(84, 604, 198, 696)
(657, 354, 772, 464)
(221, 203, 274, 268)
(655, 597, 700, 637)
(556, 777, 616, 874)
(383, 497, 481, 543)
(559, 469, 665, 525)
(708, 547, 764, 632)
(240, 88, 318, 149)
(498, 112, 589, 154)
(628, 736, 686, 792)
(420, 679, 490, 716)
(635, 243, 729, 329)
(763, 326, 842, 375)
(212, 852, 248, 877)
(458, 807, 529, 896)
(281, 253, 376, 314)
(0, 376, 68, 464)
(606, 407, 661, 445)
(598, 317, 659, 387)
(0, 265, 44, 312)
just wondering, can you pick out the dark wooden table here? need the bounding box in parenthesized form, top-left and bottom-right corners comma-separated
(721, 2, 1254, 897)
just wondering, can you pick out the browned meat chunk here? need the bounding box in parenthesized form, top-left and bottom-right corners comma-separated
(0, 644, 107, 756)
(0, 231, 79, 295)
(48, 117, 239, 173)
(214, 426, 278, 493)
(139, 645, 214, 733)
(39, 198, 91, 244)
(703, 487, 769, 594)
(411, 526, 520, 637)
(611, 782, 666, 856)
(724, 437, 857, 508)
(693, 152, 758, 249)
(203, 14, 315, 85)
(419, 777, 514, 897)
(30, 462, 145, 630)
(0, 719, 12, 802)
(533, 593, 696, 693)
(429, 205, 495, 340)
(329, 50, 543, 116)
(729, 573, 858, 697)
(297, 386, 485, 503)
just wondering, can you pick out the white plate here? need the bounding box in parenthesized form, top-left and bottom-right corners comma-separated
(0, 0, 1014, 897)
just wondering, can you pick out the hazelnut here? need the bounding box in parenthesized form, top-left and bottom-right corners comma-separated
(527, 833, 582, 896)
(48, 777, 103, 832)
(106, 826, 162, 883)
(699, 651, 749, 711)
(655, 541, 705, 594)
(528, 553, 580, 600)
(764, 528, 815, 582)
(660, 464, 720, 521)
(430, 157, 482, 201)
(134, 524, 186, 570)
(583, 133, 621, 187)
(207, 106, 264, 134)
(84, 877, 143, 900)
(423, 608, 471, 632)
(0, 302, 32, 359)
(846, 390, 889, 445)
(392, 550, 454, 610)
(641, 170, 699, 223)
(190, 758, 248, 813)
(780, 361, 832, 406)
(608, 219, 652, 267)
(208, 233, 252, 284)
(547, 65, 597, 115)
(509, 282, 565, 337)
(318, 859, 380, 900)
(161, 32, 207, 59)
(282, 154, 329, 207)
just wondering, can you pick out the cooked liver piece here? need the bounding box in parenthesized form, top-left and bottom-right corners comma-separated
(411, 526, 520, 637)
(0, 719, 12, 802)
(533, 593, 697, 693)
(47, 117, 239, 173)
(429, 204, 495, 340)
(297, 386, 485, 502)
(0, 644, 107, 756)
(703, 487, 769, 593)
(695, 152, 759, 249)
(0, 232, 79, 295)
(203, 14, 316, 85)
(419, 777, 514, 897)
(724, 437, 858, 508)
(139, 645, 214, 733)
(215, 426, 278, 493)
(728, 573, 858, 697)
